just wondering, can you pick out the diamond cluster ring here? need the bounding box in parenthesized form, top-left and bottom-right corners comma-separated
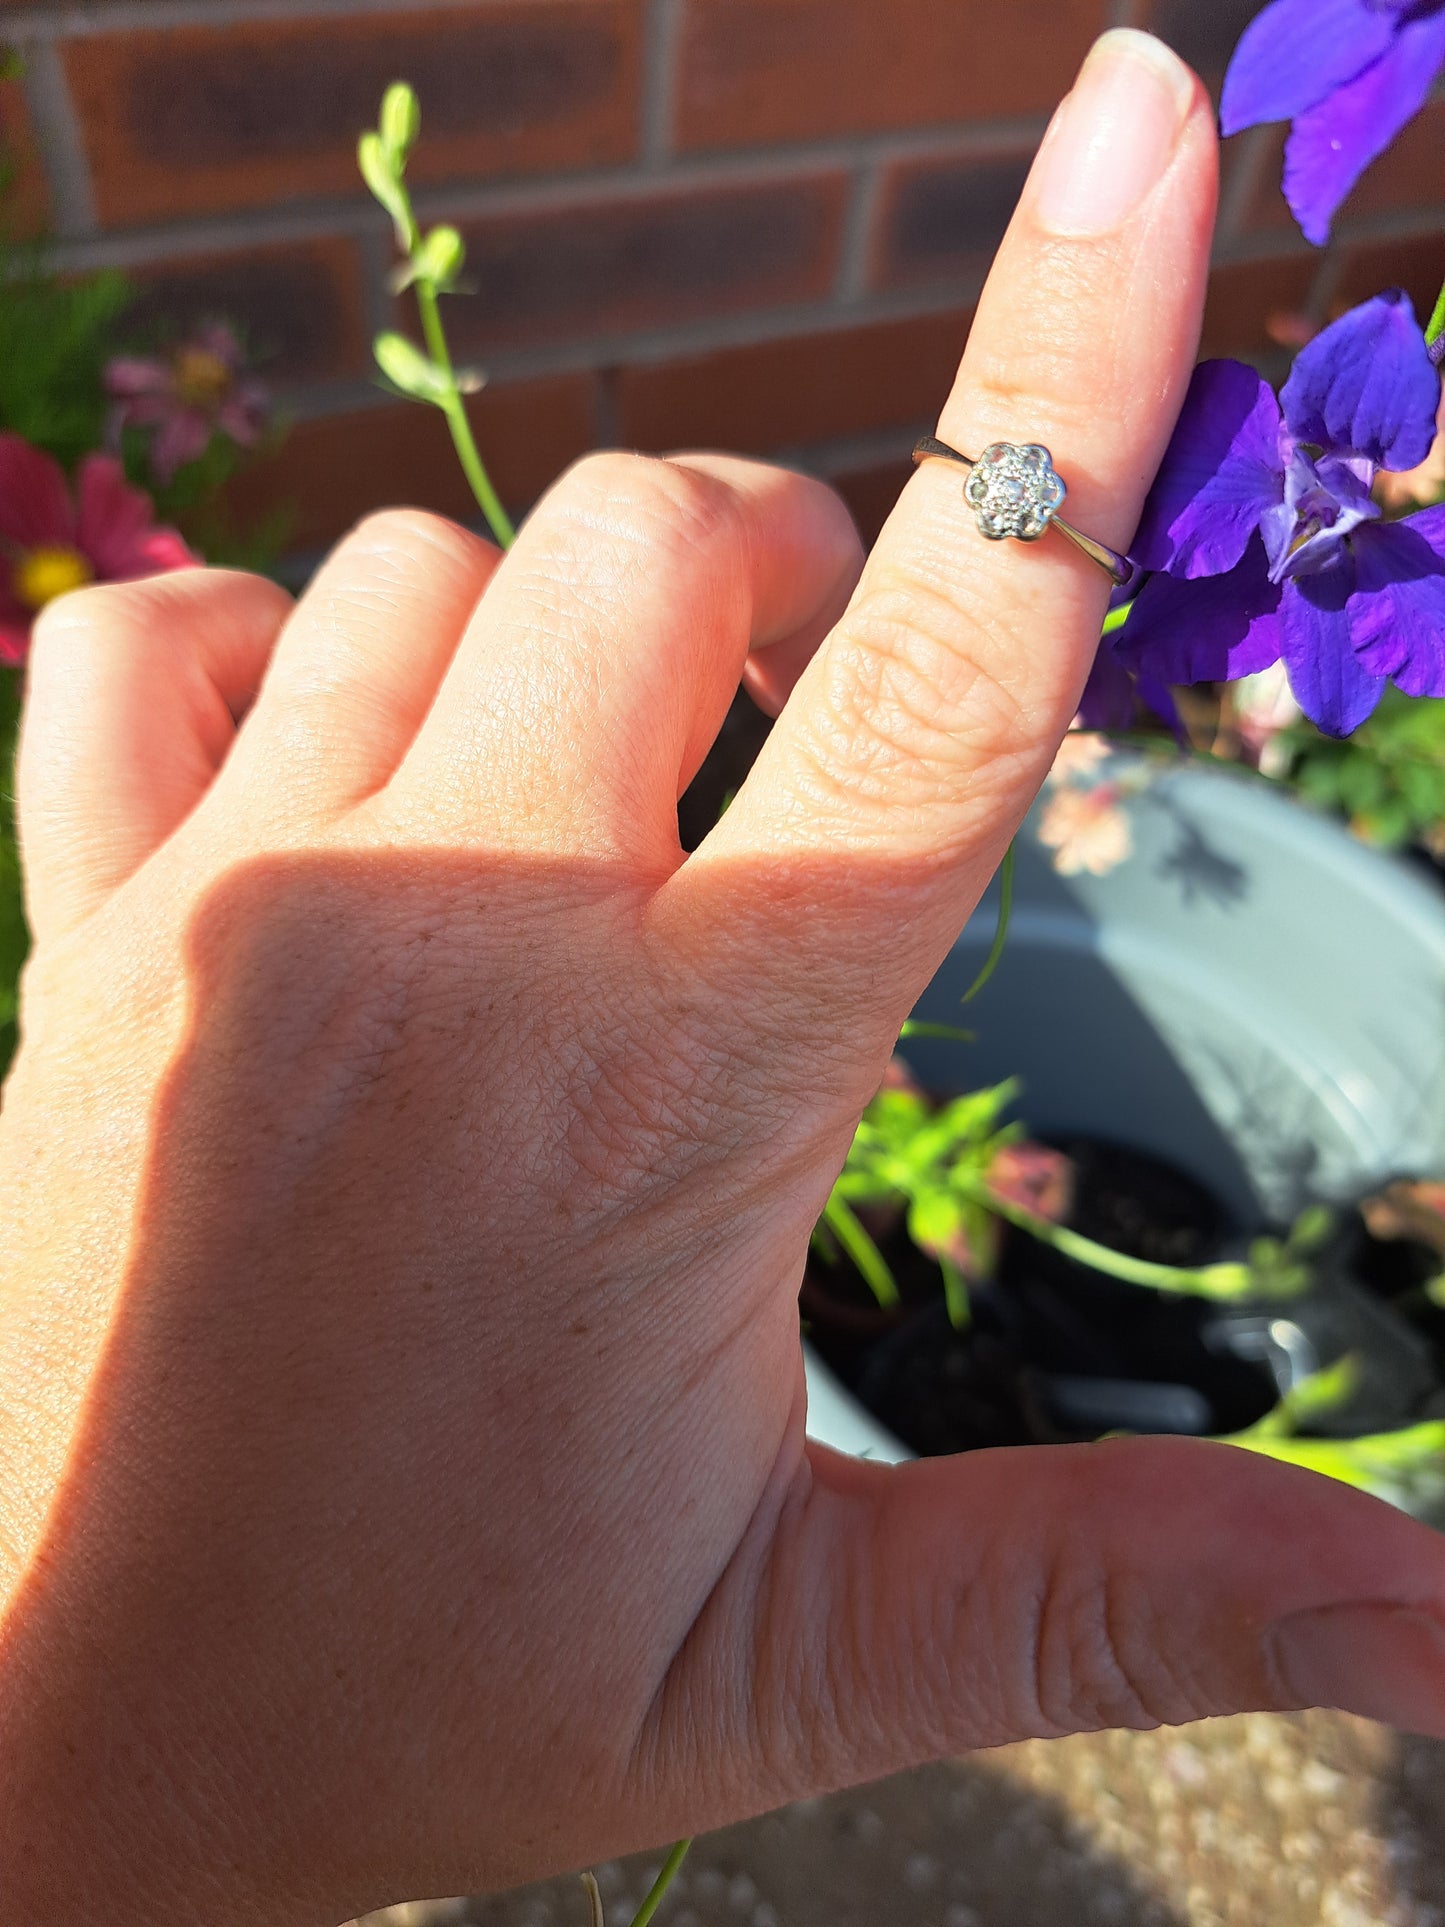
(912, 435, 1135, 588)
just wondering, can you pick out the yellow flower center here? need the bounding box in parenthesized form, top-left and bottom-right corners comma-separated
(13, 545, 94, 611)
(173, 347, 233, 409)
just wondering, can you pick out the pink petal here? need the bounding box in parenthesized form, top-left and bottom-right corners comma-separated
(123, 528, 202, 579)
(104, 356, 173, 399)
(0, 599, 33, 666)
(216, 400, 263, 448)
(195, 321, 243, 367)
(0, 435, 75, 549)
(74, 454, 198, 580)
(149, 410, 212, 484)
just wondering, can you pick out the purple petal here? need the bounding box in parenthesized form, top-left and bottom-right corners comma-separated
(1283, 12, 1445, 244)
(1077, 637, 1185, 739)
(1280, 560, 1383, 735)
(1114, 536, 1284, 684)
(1221, 0, 1399, 134)
(1077, 638, 1136, 731)
(1262, 443, 1380, 582)
(1282, 291, 1441, 471)
(1347, 510, 1445, 697)
(1132, 361, 1284, 579)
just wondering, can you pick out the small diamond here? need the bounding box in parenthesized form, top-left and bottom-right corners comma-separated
(964, 441, 1066, 542)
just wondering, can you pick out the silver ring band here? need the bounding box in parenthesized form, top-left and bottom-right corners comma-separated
(912, 435, 1135, 590)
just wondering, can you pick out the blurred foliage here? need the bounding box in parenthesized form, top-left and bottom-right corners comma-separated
(0, 245, 131, 467)
(1277, 689, 1445, 856)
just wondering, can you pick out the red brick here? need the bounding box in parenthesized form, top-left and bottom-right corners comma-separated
(439, 175, 848, 356)
(0, 73, 49, 238)
(870, 150, 1035, 292)
(125, 237, 370, 386)
(65, 3, 643, 230)
(1339, 97, 1445, 223)
(224, 374, 596, 554)
(828, 455, 912, 548)
(675, 0, 1107, 151)
(616, 308, 973, 456)
(1334, 234, 1445, 324)
(1199, 255, 1319, 361)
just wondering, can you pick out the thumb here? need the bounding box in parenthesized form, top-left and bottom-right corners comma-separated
(653, 1436, 1445, 1823)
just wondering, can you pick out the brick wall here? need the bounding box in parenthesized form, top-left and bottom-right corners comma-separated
(3, 0, 1443, 563)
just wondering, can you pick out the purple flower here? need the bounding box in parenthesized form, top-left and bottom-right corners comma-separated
(106, 323, 270, 485)
(1117, 291, 1444, 737)
(1222, 0, 1445, 246)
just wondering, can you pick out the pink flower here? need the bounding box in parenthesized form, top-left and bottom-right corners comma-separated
(0, 436, 199, 666)
(1047, 728, 1112, 786)
(987, 1141, 1074, 1226)
(1038, 782, 1133, 877)
(1233, 662, 1302, 777)
(106, 323, 270, 485)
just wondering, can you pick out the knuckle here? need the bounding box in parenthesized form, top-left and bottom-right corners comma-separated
(550, 449, 745, 560)
(345, 506, 495, 571)
(29, 578, 144, 655)
(823, 575, 1036, 783)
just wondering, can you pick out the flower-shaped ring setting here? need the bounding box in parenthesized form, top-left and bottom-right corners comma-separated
(913, 435, 1135, 588)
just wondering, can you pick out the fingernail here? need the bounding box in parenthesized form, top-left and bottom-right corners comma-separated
(1031, 30, 1195, 239)
(1271, 1602, 1445, 1736)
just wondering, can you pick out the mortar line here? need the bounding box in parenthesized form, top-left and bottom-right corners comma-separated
(1215, 124, 1278, 253)
(640, 0, 684, 169)
(269, 282, 989, 405)
(835, 159, 886, 305)
(13, 35, 96, 237)
(37, 122, 1053, 272)
(2, 0, 508, 40)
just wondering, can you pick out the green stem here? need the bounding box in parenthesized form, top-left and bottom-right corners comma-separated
(940, 1254, 971, 1331)
(414, 278, 516, 549)
(962, 842, 1015, 1004)
(954, 1174, 1254, 1301)
(1426, 273, 1445, 350)
(629, 1840, 692, 1927)
(823, 1195, 900, 1308)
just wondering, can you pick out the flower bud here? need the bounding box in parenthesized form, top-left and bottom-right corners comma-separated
(380, 82, 421, 164)
(358, 131, 412, 248)
(415, 225, 466, 290)
(373, 332, 449, 405)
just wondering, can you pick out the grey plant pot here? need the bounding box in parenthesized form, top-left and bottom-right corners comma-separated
(804, 757, 1445, 1462)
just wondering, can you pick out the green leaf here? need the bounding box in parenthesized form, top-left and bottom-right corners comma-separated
(899, 1019, 977, 1046)
(358, 132, 413, 247)
(379, 82, 421, 165)
(0, 258, 130, 466)
(940, 1256, 971, 1333)
(962, 841, 1015, 1004)
(372, 331, 450, 404)
(908, 1189, 963, 1258)
(1287, 1205, 1334, 1257)
(822, 1194, 900, 1309)
(411, 224, 466, 291)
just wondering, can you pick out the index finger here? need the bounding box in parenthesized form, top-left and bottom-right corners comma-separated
(685, 31, 1216, 999)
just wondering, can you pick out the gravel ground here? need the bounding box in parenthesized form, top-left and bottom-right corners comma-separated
(354, 1715, 1445, 1927)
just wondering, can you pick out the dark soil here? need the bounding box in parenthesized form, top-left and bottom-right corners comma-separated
(806, 1136, 1445, 1460)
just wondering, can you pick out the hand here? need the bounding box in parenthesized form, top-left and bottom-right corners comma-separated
(5, 32, 1445, 1927)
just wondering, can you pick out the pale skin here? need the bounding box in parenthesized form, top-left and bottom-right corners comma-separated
(5, 33, 1445, 1927)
